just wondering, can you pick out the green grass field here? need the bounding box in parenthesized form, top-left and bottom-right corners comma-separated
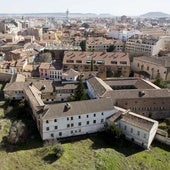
(0, 100, 170, 170)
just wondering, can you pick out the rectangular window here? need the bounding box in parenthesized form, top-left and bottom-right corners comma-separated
(86, 115, 89, 118)
(46, 120, 49, 124)
(94, 114, 96, 117)
(93, 120, 96, 124)
(46, 127, 49, 131)
(137, 131, 140, 136)
(71, 123, 74, 127)
(55, 126, 58, 129)
(101, 119, 104, 123)
(71, 117, 73, 120)
(71, 130, 73, 134)
(87, 121, 89, 125)
(59, 132, 62, 136)
(101, 112, 104, 116)
(78, 115, 81, 119)
(54, 119, 57, 122)
(67, 117, 69, 121)
(78, 122, 81, 126)
(51, 133, 54, 137)
(67, 124, 70, 128)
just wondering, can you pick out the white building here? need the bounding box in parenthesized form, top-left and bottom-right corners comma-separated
(108, 107, 158, 149)
(108, 29, 141, 41)
(39, 62, 62, 81)
(39, 98, 117, 140)
(125, 35, 170, 56)
(62, 68, 80, 82)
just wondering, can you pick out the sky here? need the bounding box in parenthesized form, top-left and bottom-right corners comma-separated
(0, 0, 170, 16)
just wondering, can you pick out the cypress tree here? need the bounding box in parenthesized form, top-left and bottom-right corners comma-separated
(74, 77, 87, 101)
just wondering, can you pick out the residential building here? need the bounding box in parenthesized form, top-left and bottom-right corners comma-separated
(63, 51, 130, 77)
(39, 61, 62, 81)
(86, 37, 124, 52)
(125, 35, 166, 56)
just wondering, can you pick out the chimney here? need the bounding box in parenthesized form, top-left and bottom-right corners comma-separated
(65, 103, 71, 111)
(139, 91, 145, 97)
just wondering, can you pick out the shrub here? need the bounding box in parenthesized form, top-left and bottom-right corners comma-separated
(165, 118, 170, 126)
(53, 144, 64, 159)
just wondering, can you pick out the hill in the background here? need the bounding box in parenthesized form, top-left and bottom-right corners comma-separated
(140, 12, 170, 18)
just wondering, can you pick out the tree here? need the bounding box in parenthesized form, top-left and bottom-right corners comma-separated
(73, 77, 87, 101)
(107, 45, 115, 52)
(7, 120, 28, 145)
(153, 78, 167, 88)
(108, 123, 122, 139)
(80, 40, 86, 51)
(90, 58, 95, 71)
(53, 144, 64, 159)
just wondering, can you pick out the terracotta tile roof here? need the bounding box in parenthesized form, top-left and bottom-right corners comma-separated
(63, 51, 130, 67)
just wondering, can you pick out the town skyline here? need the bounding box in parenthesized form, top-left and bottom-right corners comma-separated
(0, 0, 170, 16)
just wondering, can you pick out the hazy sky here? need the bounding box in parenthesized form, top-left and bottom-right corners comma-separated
(0, 0, 170, 16)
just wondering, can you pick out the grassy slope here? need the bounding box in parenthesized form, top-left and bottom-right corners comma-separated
(0, 100, 170, 170)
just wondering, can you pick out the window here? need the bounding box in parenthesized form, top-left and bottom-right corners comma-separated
(101, 119, 104, 123)
(131, 128, 133, 133)
(67, 124, 70, 128)
(93, 120, 96, 124)
(137, 131, 140, 136)
(71, 117, 73, 120)
(79, 129, 81, 132)
(54, 119, 57, 122)
(86, 115, 89, 118)
(144, 134, 146, 139)
(55, 126, 58, 129)
(78, 115, 81, 119)
(51, 133, 54, 137)
(71, 130, 73, 134)
(46, 120, 49, 124)
(78, 122, 81, 126)
(94, 114, 96, 117)
(71, 123, 74, 127)
(67, 117, 69, 121)
(87, 121, 89, 125)
(46, 127, 49, 131)
(101, 112, 103, 116)
(59, 132, 62, 136)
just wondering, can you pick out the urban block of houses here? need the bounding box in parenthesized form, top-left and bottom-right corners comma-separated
(63, 51, 130, 77)
(3, 76, 78, 103)
(39, 61, 62, 81)
(86, 37, 124, 52)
